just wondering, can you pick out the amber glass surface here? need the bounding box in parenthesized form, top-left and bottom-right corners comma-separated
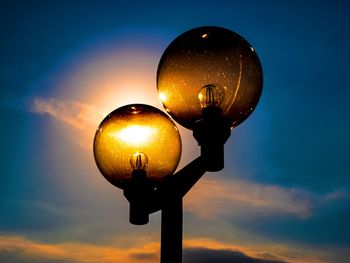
(93, 104, 181, 189)
(157, 26, 263, 129)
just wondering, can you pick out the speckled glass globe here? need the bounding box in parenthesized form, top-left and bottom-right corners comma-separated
(157, 26, 263, 129)
(93, 104, 182, 189)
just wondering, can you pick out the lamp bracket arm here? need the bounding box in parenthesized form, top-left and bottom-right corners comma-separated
(147, 156, 206, 214)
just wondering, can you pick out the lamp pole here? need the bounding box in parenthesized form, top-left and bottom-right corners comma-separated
(93, 26, 263, 263)
(154, 156, 210, 262)
(161, 197, 183, 263)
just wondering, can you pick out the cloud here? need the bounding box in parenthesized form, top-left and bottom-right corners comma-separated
(184, 178, 313, 219)
(31, 98, 104, 131)
(0, 235, 159, 263)
(31, 98, 106, 149)
(0, 235, 340, 263)
(319, 189, 350, 204)
(184, 247, 286, 263)
(183, 239, 343, 263)
(184, 178, 348, 220)
(184, 239, 290, 263)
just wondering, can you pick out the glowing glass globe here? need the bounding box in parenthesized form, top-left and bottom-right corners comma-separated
(157, 26, 263, 129)
(93, 104, 182, 189)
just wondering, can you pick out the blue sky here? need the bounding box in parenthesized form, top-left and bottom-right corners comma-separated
(1, 1, 350, 262)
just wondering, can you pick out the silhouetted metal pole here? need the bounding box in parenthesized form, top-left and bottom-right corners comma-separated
(161, 197, 183, 263)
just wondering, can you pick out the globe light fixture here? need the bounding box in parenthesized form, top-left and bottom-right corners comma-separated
(157, 26, 263, 171)
(157, 26, 262, 129)
(93, 26, 263, 263)
(93, 104, 181, 224)
(94, 104, 181, 188)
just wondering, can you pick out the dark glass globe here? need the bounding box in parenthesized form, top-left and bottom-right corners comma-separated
(157, 26, 263, 129)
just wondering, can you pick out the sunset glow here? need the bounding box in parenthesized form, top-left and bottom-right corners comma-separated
(2, 2, 350, 263)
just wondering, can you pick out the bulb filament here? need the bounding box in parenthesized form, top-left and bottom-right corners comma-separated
(198, 84, 225, 109)
(135, 154, 143, 169)
(130, 151, 148, 171)
(206, 86, 215, 105)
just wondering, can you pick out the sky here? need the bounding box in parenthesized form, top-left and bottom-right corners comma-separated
(1, 0, 350, 262)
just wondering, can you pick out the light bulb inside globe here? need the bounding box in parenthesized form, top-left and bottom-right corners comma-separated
(130, 151, 148, 171)
(94, 104, 181, 189)
(198, 84, 225, 109)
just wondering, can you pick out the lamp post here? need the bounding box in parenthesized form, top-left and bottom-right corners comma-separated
(93, 26, 263, 263)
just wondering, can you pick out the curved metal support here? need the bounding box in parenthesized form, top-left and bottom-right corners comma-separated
(146, 156, 206, 214)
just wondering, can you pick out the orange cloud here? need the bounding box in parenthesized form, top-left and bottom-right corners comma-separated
(0, 235, 337, 263)
(0, 235, 159, 263)
(184, 238, 334, 263)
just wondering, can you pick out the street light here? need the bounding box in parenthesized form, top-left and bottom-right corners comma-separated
(157, 26, 262, 171)
(93, 26, 262, 263)
(157, 26, 262, 129)
(94, 104, 181, 224)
